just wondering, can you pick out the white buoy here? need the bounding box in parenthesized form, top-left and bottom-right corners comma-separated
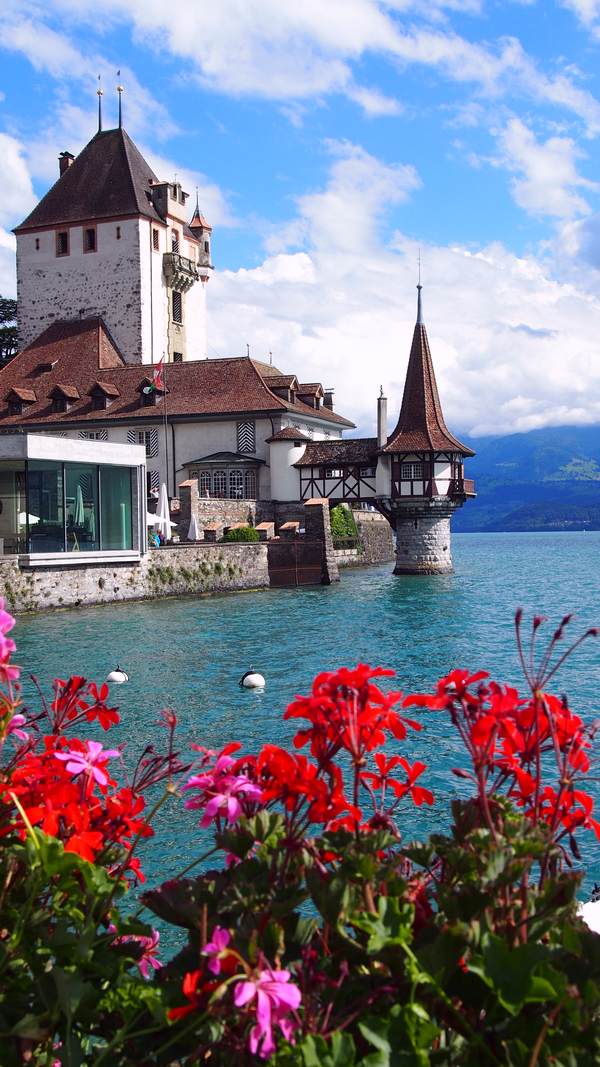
(240, 668, 265, 689)
(106, 666, 129, 685)
(579, 899, 600, 935)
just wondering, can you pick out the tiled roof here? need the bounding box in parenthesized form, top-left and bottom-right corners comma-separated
(297, 383, 323, 394)
(15, 128, 163, 232)
(383, 317, 474, 456)
(7, 386, 36, 402)
(266, 427, 310, 442)
(91, 380, 120, 397)
(266, 374, 298, 389)
(0, 319, 355, 429)
(295, 438, 378, 467)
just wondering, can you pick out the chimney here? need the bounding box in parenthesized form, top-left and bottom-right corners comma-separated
(377, 386, 388, 448)
(323, 389, 334, 410)
(59, 151, 75, 176)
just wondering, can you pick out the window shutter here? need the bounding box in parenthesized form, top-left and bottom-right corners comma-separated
(145, 428, 159, 458)
(236, 420, 256, 453)
(148, 470, 160, 492)
(127, 430, 137, 444)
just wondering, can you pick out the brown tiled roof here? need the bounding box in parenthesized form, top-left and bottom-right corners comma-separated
(297, 383, 323, 395)
(15, 128, 163, 232)
(90, 380, 120, 397)
(295, 438, 378, 467)
(0, 320, 355, 429)
(51, 383, 80, 400)
(266, 427, 310, 442)
(7, 386, 36, 402)
(383, 311, 473, 456)
(266, 374, 298, 389)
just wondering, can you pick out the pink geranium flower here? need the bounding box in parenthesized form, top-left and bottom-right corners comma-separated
(182, 753, 262, 828)
(233, 966, 301, 1059)
(6, 713, 28, 741)
(203, 926, 231, 975)
(109, 926, 162, 979)
(54, 740, 120, 787)
(0, 598, 19, 684)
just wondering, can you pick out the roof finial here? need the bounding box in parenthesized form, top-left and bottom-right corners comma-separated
(195, 186, 200, 215)
(97, 74, 104, 132)
(116, 72, 124, 128)
(246, 343, 250, 358)
(416, 249, 424, 326)
(379, 384, 384, 398)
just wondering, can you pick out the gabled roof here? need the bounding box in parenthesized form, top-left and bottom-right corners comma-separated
(15, 128, 163, 232)
(0, 320, 355, 429)
(295, 438, 378, 467)
(7, 386, 36, 402)
(383, 287, 474, 457)
(89, 380, 120, 398)
(180, 451, 265, 467)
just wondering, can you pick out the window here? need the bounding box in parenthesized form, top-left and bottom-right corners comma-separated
(204, 241, 209, 253)
(8, 400, 22, 416)
(173, 351, 183, 363)
(100, 466, 132, 550)
(172, 290, 182, 324)
(213, 470, 227, 498)
(401, 462, 424, 480)
(147, 469, 160, 494)
(152, 228, 160, 251)
(35, 238, 40, 251)
(56, 231, 69, 256)
(52, 397, 67, 413)
(27, 460, 65, 553)
(170, 185, 177, 200)
(244, 470, 256, 499)
(236, 420, 256, 454)
(84, 227, 96, 252)
(171, 229, 179, 253)
(78, 430, 108, 441)
(116, 225, 121, 240)
(92, 395, 107, 410)
(66, 463, 99, 551)
(325, 468, 342, 478)
(126, 428, 158, 457)
(199, 471, 211, 497)
(361, 466, 377, 478)
(229, 470, 243, 499)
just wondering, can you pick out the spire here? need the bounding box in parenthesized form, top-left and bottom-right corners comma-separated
(382, 289, 474, 456)
(117, 74, 124, 128)
(97, 75, 103, 132)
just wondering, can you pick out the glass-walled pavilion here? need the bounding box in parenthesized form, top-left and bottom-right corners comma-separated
(0, 435, 146, 561)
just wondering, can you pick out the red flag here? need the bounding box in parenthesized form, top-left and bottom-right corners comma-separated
(153, 357, 165, 391)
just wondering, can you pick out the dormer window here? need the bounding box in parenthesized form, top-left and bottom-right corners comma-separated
(84, 226, 96, 253)
(138, 378, 164, 407)
(52, 396, 68, 413)
(50, 385, 79, 413)
(88, 381, 119, 411)
(56, 230, 69, 257)
(6, 387, 36, 416)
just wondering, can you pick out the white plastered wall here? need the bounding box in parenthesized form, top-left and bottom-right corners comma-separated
(269, 442, 305, 500)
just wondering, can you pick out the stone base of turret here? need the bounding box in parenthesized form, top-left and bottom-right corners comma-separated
(392, 500, 458, 575)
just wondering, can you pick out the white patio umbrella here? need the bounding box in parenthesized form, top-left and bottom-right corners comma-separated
(19, 512, 40, 526)
(187, 513, 200, 541)
(73, 484, 85, 526)
(154, 483, 175, 538)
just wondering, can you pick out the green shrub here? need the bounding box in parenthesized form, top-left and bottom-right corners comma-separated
(331, 504, 358, 542)
(223, 525, 260, 543)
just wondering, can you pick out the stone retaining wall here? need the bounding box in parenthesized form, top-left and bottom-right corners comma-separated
(0, 543, 269, 614)
(354, 512, 395, 565)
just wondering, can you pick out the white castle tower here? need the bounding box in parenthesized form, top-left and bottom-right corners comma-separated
(14, 94, 212, 365)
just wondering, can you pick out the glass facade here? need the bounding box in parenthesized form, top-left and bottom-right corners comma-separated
(0, 460, 136, 555)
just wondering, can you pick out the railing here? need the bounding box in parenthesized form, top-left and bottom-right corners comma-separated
(162, 253, 199, 290)
(449, 478, 476, 497)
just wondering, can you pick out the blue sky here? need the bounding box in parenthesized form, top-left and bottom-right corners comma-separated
(2, 0, 600, 438)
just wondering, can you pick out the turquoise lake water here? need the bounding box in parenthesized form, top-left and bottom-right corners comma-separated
(13, 531, 600, 897)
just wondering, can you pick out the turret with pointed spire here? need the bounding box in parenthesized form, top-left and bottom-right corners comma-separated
(377, 285, 476, 575)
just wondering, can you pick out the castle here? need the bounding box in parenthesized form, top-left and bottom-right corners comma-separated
(1, 112, 474, 576)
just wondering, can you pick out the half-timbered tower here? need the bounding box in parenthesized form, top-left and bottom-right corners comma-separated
(377, 285, 475, 573)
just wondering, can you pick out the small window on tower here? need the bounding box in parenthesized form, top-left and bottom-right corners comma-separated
(152, 229, 160, 251)
(204, 241, 209, 254)
(35, 238, 40, 251)
(172, 291, 183, 324)
(56, 231, 69, 257)
(116, 225, 121, 240)
(84, 227, 96, 253)
(173, 351, 183, 363)
(171, 230, 180, 253)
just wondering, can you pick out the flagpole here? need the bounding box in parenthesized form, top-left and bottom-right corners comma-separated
(163, 356, 169, 497)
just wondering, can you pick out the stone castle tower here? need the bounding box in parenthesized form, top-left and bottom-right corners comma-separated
(376, 286, 475, 575)
(14, 122, 212, 366)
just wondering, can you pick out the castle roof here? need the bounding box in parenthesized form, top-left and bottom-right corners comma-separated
(295, 438, 378, 467)
(0, 319, 355, 429)
(266, 427, 310, 442)
(14, 128, 163, 232)
(382, 287, 474, 457)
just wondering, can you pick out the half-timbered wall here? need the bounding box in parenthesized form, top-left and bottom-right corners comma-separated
(299, 464, 377, 502)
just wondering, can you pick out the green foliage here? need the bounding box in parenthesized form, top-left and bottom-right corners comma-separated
(0, 295, 17, 363)
(330, 505, 358, 543)
(223, 525, 260, 542)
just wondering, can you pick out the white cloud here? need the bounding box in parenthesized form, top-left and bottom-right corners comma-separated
(345, 85, 403, 117)
(560, 0, 600, 25)
(207, 143, 600, 438)
(0, 133, 36, 298)
(496, 117, 597, 218)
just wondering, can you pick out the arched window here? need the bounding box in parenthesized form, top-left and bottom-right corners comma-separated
(199, 471, 211, 497)
(229, 470, 244, 499)
(244, 470, 256, 499)
(213, 471, 226, 498)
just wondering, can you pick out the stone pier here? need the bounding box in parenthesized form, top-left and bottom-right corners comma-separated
(393, 501, 457, 575)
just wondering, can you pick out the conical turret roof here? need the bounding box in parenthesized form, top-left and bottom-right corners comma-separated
(382, 287, 474, 456)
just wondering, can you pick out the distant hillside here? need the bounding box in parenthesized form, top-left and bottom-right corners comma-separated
(452, 425, 600, 532)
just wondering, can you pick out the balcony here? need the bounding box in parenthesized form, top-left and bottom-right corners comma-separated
(449, 477, 476, 499)
(163, 252, 199, 292)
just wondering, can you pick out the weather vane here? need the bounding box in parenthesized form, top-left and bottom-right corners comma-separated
(97, 74, 103, 132)
(117, 71, 124, 128)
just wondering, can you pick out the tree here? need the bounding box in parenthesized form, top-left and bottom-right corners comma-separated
(0, 296, 18, 363)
